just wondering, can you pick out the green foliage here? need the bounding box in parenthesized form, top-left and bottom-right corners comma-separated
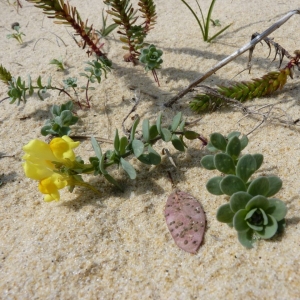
(139, 44, 163, 71)
(80, 57, 112, 84)
(90, 111, 198, 189)
(97, 8, 119, 37)
(201, 131, 287, 248)
(7, 75, 67, 105)
(104, 0, 157, 61)
(49, 58, 65, 71)
(180, 0, 231, 42)
(41, 101, 79, 136)
(7, 24, 25, 44)
(0, 64, 12, 85)
(190, 68, 291, 113)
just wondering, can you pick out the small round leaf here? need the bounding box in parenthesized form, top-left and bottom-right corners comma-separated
(233, 209, 249, 232)
(266, 176, 282, 197)
(132, 139, 144, 158)
(255, 215, 278, 239)
(230, 191, 252, 212)
(214, 153, 235, 174)
(238, 230, 254, 248)
(236, 154, 257, 183)
(253, 154, 264, 171)
(226, 136, 241, 159)
(200, 155, 216, 170)
(245, 195, 269, 211)
(265, 198, 287, 221)
(206, 176, 224, 195)
(210, 132, 227, 151)
(216, 204, 234, 223)
(247, 177, 269, 196)
(220, 175, 247, 196)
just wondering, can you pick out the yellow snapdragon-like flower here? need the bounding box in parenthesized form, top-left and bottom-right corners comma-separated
(22, 136, 80, 201)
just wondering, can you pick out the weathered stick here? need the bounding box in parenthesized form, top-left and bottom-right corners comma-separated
(164, 9, 300, 107)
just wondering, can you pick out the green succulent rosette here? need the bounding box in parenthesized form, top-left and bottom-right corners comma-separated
(139, 44, 163, 71)
(217, 192, 287, 248)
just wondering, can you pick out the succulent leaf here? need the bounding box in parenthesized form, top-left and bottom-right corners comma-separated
(220, 175, 247, 196)
(233, 209, 249, 232)
(206, 176, 224, 195)
(247, 176, 269, 196)
(210, 132, 227, 151)
(214, 153, 236, 174)
(226, 136, 241, 159)
(265, 176, 282, 197)
(230, 191, 252, 212)
(216, 203, 235, 223)
(236, 154, 257, 182)
(265, 198, 287, 221)
(200, 155, 216, 170)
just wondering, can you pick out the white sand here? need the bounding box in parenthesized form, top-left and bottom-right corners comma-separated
(1, 0, 300, 299)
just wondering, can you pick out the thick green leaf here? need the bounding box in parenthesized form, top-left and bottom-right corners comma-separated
(149, 124, 158, 140)
(230, 191, 252, 212)
(266, 176, 282, 197)
(184, 130, 199, 140)
(129, 117, 140, 142)
(120, 158, 136, 179)
(255, 215, 278, 239)
(265, 198, 287, 221)
(210, 132, 227, 151)
(114, 129, 120, 154)
(104, 174, 123, 191)
(239, 135, 249, 150)
(171, 134, 185, 151)
(247, 176, 269, 196)
(220, 175, 247, 196)
(138, 145, 161, 165)
(161, 128, 172, 142)
(200, 155, 216, 170)
(142, 119, 150, 142)
(170, 112, 182, 131)
(91, 136, 102, 159)
(216, 203, 234, 223)
(206, 176, 224, 195)
(226, 136, 241, 159)
(253, 154, 263, 171)
(132, 139, 144, 157)
(233, 209, 249, 232)
(119, 136, 128, 156)
(237, 229, 254, 248)
(245, 195, 269, 211)
(227, 131, 240, 139)
(214, 153, 235, 174)
(156, 112, 162, 134)
(236, 154, 257, 183)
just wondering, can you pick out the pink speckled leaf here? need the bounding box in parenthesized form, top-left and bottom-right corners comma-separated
(165, 190, 206, 253)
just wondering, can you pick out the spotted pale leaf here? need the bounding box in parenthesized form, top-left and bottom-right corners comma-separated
(165, 190, 206, 253)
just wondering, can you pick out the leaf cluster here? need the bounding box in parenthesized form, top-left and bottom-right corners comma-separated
(139, 44, 163, 71)
(89, 112, 199, 189)
(41, 101, 78, 136)
(104, 0, 156, 59)
(80, 57, 112, 84)
(6, 24, 25, 44)
(201, 131, 287, 248)
(7, 75, 54, 105)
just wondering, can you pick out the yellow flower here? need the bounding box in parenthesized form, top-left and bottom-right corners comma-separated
(22, 136, 80, 201)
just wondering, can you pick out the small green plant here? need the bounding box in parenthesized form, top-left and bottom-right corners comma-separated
(180, 0, 231, 42)
(7, 22, 25, 44)
(23, 105, 201, 200)
(139, 44, 163, 86)
(49, 58, 65, 71)
(41, 101, 79, 137)
(96, 8, 119, 37)
(200, 132, 287, 248)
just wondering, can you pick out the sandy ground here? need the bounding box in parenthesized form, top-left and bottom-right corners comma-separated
(0, 0, 300, 299)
